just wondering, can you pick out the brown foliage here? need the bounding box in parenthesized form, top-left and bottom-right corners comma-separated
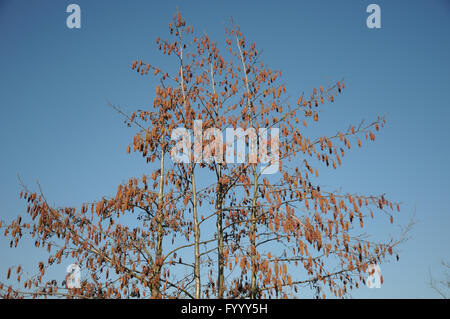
(0, 11, 404, 299)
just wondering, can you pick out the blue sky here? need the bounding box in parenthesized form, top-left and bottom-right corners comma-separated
(0, 0, 449, 298)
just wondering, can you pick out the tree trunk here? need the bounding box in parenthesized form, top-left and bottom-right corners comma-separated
(216, 172, 225, 298)
(152, 149, 165, 298)
(192, 170, 201, 298)
(250, 166, 258, 298)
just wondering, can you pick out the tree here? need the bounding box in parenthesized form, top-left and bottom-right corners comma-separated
(0, 11, 406, 299)
(429, 261, 449, 299)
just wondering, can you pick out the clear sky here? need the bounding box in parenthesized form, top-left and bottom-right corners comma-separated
(0, 0, 449, 298)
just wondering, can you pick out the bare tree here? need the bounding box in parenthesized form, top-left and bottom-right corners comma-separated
(429, 261, 449, 299)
